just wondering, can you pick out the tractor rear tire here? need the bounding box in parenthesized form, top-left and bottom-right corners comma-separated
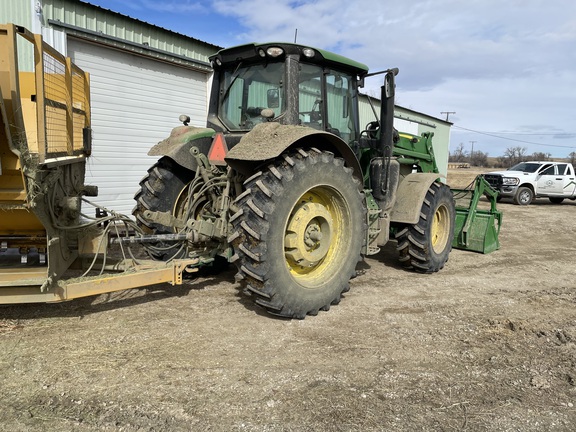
(133, 156, 195, 261)
(396, 182, 455, 273)
(229, 149, 366, 319)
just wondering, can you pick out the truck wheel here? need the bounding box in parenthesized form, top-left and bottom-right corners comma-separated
(396, 182, 455, 273)
(133, 157, 195, 260)
(549, 197, 564, 204)
(230, 149, 366, 319)
(514, 186, 533, 205)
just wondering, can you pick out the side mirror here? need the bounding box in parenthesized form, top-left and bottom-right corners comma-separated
(267, 88, 279, 108)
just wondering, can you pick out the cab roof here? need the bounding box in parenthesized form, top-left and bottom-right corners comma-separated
(210, 42, 369, 77)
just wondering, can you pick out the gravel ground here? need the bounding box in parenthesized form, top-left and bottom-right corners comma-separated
(1, 168, 575, 431)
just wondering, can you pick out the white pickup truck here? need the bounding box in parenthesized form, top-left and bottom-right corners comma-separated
(483, 161, 576, 205)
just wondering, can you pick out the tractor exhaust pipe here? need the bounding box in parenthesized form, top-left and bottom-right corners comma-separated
(380, 67, 398, 158)
(369, 68, 400, 212)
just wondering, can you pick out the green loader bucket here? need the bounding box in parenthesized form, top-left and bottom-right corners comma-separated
(451, 175, 502, 254)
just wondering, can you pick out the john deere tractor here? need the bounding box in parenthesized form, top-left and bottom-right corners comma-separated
(133, 43, 456, 318)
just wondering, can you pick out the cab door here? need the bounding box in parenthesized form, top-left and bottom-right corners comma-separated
(536, 164, 563, 194)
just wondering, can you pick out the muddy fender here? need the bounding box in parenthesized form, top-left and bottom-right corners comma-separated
(225, 122, 362, 179)
(148, 125, 215, 172)
(390, 173, 445, 224)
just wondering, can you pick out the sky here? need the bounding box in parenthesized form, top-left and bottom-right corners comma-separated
(83, 0, 576, 158)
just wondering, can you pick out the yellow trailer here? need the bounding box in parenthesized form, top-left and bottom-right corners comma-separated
(0, 24, 198, 303)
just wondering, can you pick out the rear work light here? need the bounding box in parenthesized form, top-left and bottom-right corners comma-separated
(302, 48, 315, 58)
(266, 47, 284, 57)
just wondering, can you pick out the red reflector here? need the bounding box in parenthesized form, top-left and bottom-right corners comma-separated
(208, 133, 228, 165)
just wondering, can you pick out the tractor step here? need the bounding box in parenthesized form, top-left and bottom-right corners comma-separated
(365, 202, 382, 255)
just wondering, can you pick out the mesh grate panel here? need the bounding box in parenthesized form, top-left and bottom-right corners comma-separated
(43, 51, 69, 155)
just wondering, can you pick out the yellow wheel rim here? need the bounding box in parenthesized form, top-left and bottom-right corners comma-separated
(431, 203, 451, 254)
(284, 186, 348, 287)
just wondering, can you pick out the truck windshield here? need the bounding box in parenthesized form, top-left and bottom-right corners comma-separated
(219, 62, 284, 131)
(508, 162, 541, 173)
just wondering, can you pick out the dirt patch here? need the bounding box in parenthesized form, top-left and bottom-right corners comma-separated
(446, 166, 494, 188)
(1, 168, 576, 431)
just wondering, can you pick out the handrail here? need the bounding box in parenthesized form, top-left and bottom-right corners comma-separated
(0, 24, 91, 163)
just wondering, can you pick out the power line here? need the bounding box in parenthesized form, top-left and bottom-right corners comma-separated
(452, 125, 576, 149)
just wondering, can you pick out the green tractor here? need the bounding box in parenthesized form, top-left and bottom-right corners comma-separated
(133, 43, 456, 319)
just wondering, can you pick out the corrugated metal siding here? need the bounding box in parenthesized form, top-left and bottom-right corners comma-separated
(359, 93, 379, 128)
(42, 0, 219, 65)
(0, 0, 35, 71)
(41, 25, 67, 55)
(0, 0, 32, 27)
(359, 95, 418, 135)
(68, 38, 208, 215)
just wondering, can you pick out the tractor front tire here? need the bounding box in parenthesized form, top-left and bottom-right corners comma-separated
(396, 182, 455, 273)
(230, 149, 366, 319)
(133, 156, 195, 261)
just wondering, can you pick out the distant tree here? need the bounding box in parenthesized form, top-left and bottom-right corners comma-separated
(568, 152, 576, 165)
(449, 143, 468, 163)
(499, 146, 527, 168)
(532, 151, 551, 161)
(470, 150, 488, 167)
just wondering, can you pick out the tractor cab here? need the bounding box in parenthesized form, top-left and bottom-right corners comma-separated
(207, 43, 369, 147)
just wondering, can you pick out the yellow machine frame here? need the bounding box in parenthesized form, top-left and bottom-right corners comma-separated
(0, 24, 197, 303)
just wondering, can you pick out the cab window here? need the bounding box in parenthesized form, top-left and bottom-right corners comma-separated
(298, 64, 323, 129)
(539, 164, 555, 176)
(219, 62, 284, 131)
(297, 64, 356, 143)
(557, 164, 568, 175)
(325, 72, 356, 143)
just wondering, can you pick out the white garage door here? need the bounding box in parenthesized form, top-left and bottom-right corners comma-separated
(67, 38, 209, 216)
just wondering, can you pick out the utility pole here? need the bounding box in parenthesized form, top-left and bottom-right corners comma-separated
(441, 111, 456, 122)
(469, 141, 476, 163)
